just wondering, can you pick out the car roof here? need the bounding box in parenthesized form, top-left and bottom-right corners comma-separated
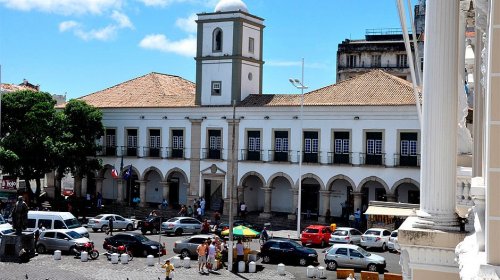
(0, 224, 13, 230)
(331, 243, 360, 249)
(112, 232, 142, 237)
(305, 225, 327, 229)
(41, 229, 79, 234)
(335, 227, 356, 231)
(365, 228, 387, 232)
(189, 234, 217, 239)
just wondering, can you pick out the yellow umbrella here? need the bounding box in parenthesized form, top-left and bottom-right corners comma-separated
(221, 225, 259, 238)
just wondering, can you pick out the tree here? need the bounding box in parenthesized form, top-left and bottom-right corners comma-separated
(0, 90, 61, 201)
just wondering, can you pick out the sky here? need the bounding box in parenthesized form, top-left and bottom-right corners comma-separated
(0, 0, 417, 99)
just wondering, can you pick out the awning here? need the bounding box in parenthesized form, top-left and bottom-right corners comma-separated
(364, 206, 416, 217)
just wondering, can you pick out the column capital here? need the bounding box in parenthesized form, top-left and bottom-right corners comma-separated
(189, 119, 203, 125)
(351, 192, 363, 197)
(159, 181, 170, 186)
(319, 190, 331, 195)
(135, 180, 148, 184)
(261, 187, 272, 193)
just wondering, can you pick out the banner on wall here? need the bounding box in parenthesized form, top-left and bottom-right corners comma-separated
(1, 176, 17, 190)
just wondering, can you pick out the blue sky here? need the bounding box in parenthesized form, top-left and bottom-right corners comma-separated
(0, 0, 417, 99)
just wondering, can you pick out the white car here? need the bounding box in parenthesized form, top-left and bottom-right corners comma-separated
(87, 214, 134, 232)
(388, 230, 399, 251)
(0, 223, 14, 242)
(360, 228, 391, 250)
(329, 227, 363, 245)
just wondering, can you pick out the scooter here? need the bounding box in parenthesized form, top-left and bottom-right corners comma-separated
(73, 241, 99, 260)
(103, 244, 134, 261)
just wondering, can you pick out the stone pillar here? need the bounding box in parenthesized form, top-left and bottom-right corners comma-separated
(136, 180, 147, 207)
(288, 189, 299, 220)
(318, 191, 331, 223)
(226, 119, 240, 219)
(95, 177, 104, 195)
(352, 192, 363, 213)
(117, 179, 124, 203)
(386, 194, 397, 202)
(189, 119, 202, 198)
(237, 186, 244, 206)
(160, 181, 170, 202)
(259, 187, 272, 219)
(415, 0, 460, 230)
(74, 176, 82, 197)
(472, 29, 484, 178)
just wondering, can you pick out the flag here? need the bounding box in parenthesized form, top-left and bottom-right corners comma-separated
(111, 168, 119, 179)
(123, 165, 132, 180)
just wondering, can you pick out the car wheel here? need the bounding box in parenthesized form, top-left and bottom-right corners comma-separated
(299, 258, 307, 266)
(368, 263, 378, 272)
(326, 260, 337, 270)
(69, 246, 76, 255)
(92, 228, 98, 233)
(381, 243, 387, 251)
(175, 228, 183, 236)
(101, 225, 108, 232)
(152, 228, 158, 235)
(36, 244, 47, 254)
(262, 255, 271, 263)
(180, 249, 190, 259)
(126, 224, 134, 231)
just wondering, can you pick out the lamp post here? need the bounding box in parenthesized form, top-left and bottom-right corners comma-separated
(289, 58, 307, 239)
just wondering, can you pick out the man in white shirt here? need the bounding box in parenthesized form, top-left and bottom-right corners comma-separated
(200, 198, 206, 216)
(207, 241, 217, 272)
(197, 206, 203, 220)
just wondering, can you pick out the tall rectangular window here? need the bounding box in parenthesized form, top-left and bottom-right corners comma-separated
(367, 139, 382, 154)
(211, 81, 221, 96)
(248, 37, 255, 53)
(149, 129, 160, 148)
(347, 55, 357, 67)
(365, 131, 383, 165)
(333, 131, 350, 164)
(399, 132, 418, 166)
(208, 130, 222, 159)
(105, 129, 116, 147)
(274, 131, 289, 162)
(371, 55, 381, 67)
(246, 130, 261, 161)
(397, 54, 408, 67)
(171, 129, 184, 158)
(126, 129, 138, 157)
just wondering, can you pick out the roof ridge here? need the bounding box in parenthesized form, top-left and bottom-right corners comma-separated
(77, 72, 153, 99)
(150, 73, 166, 96)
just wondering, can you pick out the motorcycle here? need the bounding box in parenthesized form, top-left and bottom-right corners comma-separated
(73, 241, 99, 260)
(103, 244, 134, 261)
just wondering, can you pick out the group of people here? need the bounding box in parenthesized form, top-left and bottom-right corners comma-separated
(177, 197, 208, 221)
(196, 236, 228, 273)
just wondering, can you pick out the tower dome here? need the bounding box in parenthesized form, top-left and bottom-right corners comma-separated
(214, 0, 248, 13)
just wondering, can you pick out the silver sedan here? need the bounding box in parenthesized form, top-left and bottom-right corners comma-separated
(329, 227, 363, 245)
(161, 217, 202, 236)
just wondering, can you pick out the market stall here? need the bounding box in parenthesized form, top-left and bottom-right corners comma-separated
(364, 201, 418, 230)
(221, 225, 260, 261)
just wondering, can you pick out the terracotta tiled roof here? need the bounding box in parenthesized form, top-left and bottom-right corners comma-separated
(240, 70, 421, 107)
(0, 83, 39, 92)
(67, 72, 196, 108)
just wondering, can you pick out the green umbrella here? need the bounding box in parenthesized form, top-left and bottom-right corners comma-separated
(221, 225, 260, 238)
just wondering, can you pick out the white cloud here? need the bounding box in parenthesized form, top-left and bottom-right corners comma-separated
(175, 14, 197, 33)
(139, 34, 196, 57)
(59, 20, 79, 32)
(59, 10, 133, 41)
(139, 0, 187, 7)
(0, 0, 123, 15)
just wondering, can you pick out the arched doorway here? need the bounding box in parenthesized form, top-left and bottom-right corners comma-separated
(301, 177, 320, 218)
(144, 169, 163, 204)
(167, 170, 189, 208)
(240, 174, 265, 212)
(329, 178, 354, 220)
(395, 183, 420, 204)
(270, 176, 293, 213)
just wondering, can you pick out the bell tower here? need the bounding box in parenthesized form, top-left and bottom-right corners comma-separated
(195, 0, 265, 106)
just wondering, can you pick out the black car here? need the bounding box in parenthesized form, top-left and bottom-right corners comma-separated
(260, 238, 318, 266)
(103, 232, 163, 257)
(214, 220, 260, 236)
(137, 216, 165, 235)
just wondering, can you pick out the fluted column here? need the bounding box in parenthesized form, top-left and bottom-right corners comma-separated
(416, 0, 460, 229)
(116, 179, 124, 203)
(137, 180, 147, 207)
(95, 177, 104, 195)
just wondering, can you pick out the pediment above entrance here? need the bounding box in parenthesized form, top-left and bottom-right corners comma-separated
(201, 164, 227, 176)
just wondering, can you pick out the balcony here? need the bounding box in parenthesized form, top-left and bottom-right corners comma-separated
(393, 153, 420, 167)
(327, 152, 353, 165)
(298, 151, 321, 164)
(359, 153, 386, 166)
(97, 146, 118, 157)
(241, 149, 263, 161)
(166, 147, 185, 159)
(338, 64, 409, 70)
(143, 147, 162, 158)
(202, 148, 223, 160)
(268, 150, 292, 163)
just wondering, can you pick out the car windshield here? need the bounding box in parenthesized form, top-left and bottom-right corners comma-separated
(136, 235, 150, 242)
(1, 229, 14, 235)
(66, 231, 82, 239)
(167, 218, 179, 223)
(303, 228, 319, 233)
(333, 230, 348, 236)
(64, 218, 82, 229)
(286, 240, 303, 248)
(364, 230, 381, 235)
(94, 215, 104, 219)
(356, 246, 371, 256)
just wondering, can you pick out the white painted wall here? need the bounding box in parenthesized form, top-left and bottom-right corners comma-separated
(240, 62, 260, 99)
(242, 23, 261, 59)
(201, 60, 233, 105)
(271, 177, 293, 212)
(202, 22, 234, 56)
(145, 171, 162, 203)
(330, 182, 351, 217)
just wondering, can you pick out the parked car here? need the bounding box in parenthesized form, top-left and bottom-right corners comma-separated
(27, 211, 89, 237)
(137, 216, 166, 235)
(214, 220, 258, 236)
(36, 229, 91, 254)
(301, 225, 332, 247)
(329, 227, 363, 245)
(88, 214, 134, 232)
(360, 228, 392, 251)
(103, 232, 164, 257)
(324, 243, 386, 272)
(388, 230, 399, 251)
(0, 224, 14, 242)
(173, 234, 217, 258)
(260, 238, 318, 266)
(161, 217, 202, 236)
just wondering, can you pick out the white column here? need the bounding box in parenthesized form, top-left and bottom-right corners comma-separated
(416, 0, 460, 229)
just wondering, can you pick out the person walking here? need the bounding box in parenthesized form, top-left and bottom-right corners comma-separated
(196, 205, 203, 221)
(200, 198, 206, 216)
(96, 192, 103, 209)
(354, 208, 361, 229)
(187, 205, 193, 217)
(236, 239, 245, 263)
(201, 219, 210, 234)
(197, 241, 208, 273)
(106, 216, 114, 236)
(207, 241, 217, 272)
(161, 259, 175, 280)
(260, 227, 269, 242)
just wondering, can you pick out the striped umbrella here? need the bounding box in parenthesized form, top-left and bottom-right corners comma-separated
(221, 225, 260, 238)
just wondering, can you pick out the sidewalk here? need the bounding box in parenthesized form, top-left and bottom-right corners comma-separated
(268, 229, 300, 240)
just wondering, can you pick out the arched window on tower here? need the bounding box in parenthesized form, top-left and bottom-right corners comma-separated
(213, 28, 223, 52)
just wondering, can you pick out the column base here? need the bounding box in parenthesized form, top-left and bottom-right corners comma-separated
(259, 212, 272, 219)
(288, 214, 297, 220)
(414, 210, 461, 231)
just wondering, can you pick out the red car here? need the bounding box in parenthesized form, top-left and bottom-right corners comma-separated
(301, 225, 332, 247)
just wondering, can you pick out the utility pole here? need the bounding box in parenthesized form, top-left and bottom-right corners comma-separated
(228, 100, 236, 271)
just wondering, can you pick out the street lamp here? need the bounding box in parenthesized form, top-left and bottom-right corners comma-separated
(289, 58, 308, 239)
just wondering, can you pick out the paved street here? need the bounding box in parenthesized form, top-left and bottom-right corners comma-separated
(0, 228, 402, 280)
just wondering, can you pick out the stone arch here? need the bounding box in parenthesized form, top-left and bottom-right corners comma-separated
(391, 178, 420, 193)
(267, 172, 294, 188)
(165, 167, 189, 207)
(393, 178, 420, 204)
(239, 171, 265, 187)
(121, 165, 141, 180)
(356, 176, 390, 193)
(97, 164, 114, 178)
(142, 167, 164, 180)
(295, 173, 325, 190)
(326, 175, 356, 191)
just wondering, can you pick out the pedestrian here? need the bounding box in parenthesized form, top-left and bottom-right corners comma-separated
(197, 241, 208, 273)
(354, 208, 361, 229)
(96, 192, 103, 209)
(107, 216, 114, 236)
(220, 239, 228, 268)
(161, 259, 175, 280)
(325, 208, 331, 224)
(207, 241, 217, 272)
(201, 219, 210, 234)
(349, 213, 355, 227)
(240, 201, 247, 219)
(261, 227, 269, 242)
(178, 205, 187, 217)
(346, 273, 356, 280)
(34, 223, 45, 246)
(187, 205, 193, 217)
(200, 198, 206, 216)
(214, 211, 221, 225)
(197, 205, 203, 221)
(161, 198, 168, 210)
(236, 239, 245, 263)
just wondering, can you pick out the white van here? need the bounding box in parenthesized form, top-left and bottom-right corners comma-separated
(27, 211, 89, 237)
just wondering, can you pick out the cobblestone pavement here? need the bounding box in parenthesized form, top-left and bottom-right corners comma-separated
(0, 253, 295, 280)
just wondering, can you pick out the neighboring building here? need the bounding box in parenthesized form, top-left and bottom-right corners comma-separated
(65, 0, 421, 224)
(336, 3, 425, 83)
(0, 79, 66, 104)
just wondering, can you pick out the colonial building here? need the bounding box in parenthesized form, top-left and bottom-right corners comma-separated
(67, 0, 421, 224)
